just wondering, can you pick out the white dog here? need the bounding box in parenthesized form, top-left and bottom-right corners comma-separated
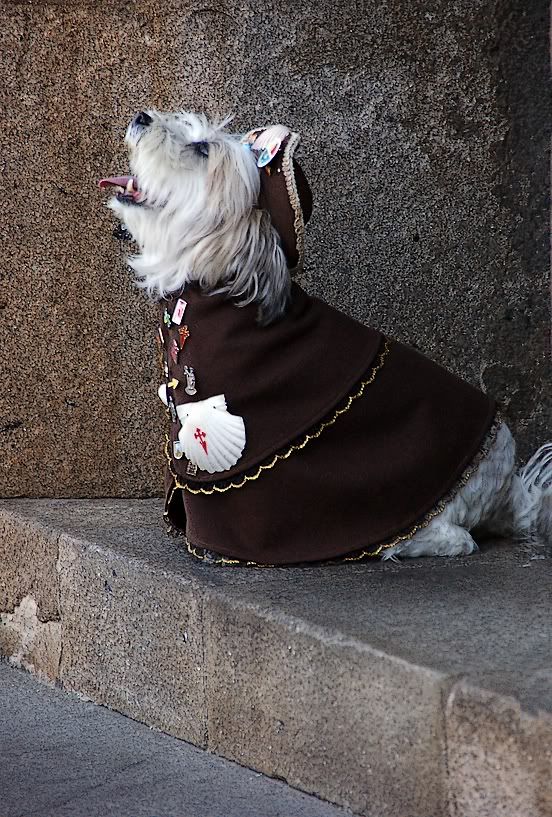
(102, 110, 551, 562)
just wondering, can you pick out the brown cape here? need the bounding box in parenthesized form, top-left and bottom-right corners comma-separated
(160, 283, 497, 564)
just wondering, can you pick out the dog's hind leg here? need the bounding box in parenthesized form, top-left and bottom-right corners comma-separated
(382, 422, 516, 560)
(382, 520, 478, 560)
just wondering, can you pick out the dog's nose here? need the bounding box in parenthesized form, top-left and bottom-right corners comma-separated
(135, 111, 152, 127)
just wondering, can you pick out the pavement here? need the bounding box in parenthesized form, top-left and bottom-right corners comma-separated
(0, 661, 356, 817)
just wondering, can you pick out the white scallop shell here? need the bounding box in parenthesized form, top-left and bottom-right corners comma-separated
(250, 124, 290, 152)
(175, 395, 246, 474)
(158, 383, 168, 405)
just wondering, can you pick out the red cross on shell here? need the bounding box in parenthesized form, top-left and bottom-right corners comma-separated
(194, 427, 208, 454)
(175, 394, 246, 474)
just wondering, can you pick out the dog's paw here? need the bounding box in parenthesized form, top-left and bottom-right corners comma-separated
(382, 524, 478, 560)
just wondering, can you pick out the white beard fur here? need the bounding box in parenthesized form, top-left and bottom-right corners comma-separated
(109, 109, 552, 560)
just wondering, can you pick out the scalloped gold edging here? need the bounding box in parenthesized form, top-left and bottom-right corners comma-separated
(281, 131, 305, 273)
(166, 412, 502, 567)
(164, 338, 390, 495)
(185, 536, 276, 567)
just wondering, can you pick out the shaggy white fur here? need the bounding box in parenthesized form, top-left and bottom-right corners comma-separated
(108, 110, 552, 559)
(109, 111, 289, 326)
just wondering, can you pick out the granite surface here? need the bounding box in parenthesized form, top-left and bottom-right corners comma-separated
(1, 0, 549, 496)
(446, 680, 552, 817)
(1, 498, 551, 816)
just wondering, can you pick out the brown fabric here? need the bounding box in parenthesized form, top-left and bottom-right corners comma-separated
(161, 283, 382, 483)
(160, 284, 496, 564)
(258, 156, 313, 269)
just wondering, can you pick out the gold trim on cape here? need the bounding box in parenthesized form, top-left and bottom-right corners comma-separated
(164, 338, 390, 495)
(166, 412, 502, 566)
(281, 131, 305, 273)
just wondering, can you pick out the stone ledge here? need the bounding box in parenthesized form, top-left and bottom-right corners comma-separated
(0, 498, 550, 817)
(445, 678, 552, 817)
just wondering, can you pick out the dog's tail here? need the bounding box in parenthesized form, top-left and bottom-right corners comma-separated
(510, 443, 552, 544)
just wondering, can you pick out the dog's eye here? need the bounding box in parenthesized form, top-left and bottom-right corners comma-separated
(193, 141, 209, 158)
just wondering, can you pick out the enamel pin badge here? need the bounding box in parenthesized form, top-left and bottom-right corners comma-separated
(179, 325, 190, 349)
(171, 298, 187, 326)
(170, 339, 179, 364)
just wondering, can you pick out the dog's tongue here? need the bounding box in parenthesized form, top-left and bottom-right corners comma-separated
(99, 175, 132, 189)
(99, 176, 141, 199)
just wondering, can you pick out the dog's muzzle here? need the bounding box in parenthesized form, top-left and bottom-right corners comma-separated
(98, 111, 153, 203)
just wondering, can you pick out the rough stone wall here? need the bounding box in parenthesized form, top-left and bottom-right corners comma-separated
(1, 0, 549, 497)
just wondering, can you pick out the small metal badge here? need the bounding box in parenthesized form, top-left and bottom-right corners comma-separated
(163, 309, 171, 327)
(186, 461, 198, 477)
(169, 339, 179, 365)
(179, 325, 190, 349)
(167, 378, 179, 390)
(168, 396, 177, 423)
(173, 440, 184, 459)
(183, 366, 197, 396)
(171, 298, 187, 326)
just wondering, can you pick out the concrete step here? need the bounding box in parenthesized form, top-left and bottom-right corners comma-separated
(0, 499, 551, 817)
(0, 661, 355, 817)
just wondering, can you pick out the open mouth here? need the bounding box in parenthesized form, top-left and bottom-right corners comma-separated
(98, 175, 143, 205)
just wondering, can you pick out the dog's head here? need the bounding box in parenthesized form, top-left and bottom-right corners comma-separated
(102, 110, 290, 325)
